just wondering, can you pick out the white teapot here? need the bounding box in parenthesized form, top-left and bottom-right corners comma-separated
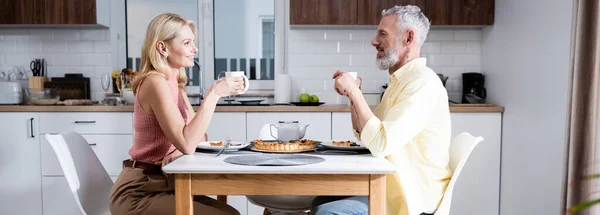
(269, 121, 309, 142)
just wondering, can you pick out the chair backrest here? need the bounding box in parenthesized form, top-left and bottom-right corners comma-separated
(434, 132, 483, 215)
(44, 131, 113, 215)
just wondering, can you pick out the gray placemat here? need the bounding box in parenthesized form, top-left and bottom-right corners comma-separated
(224, 154, 325, 166)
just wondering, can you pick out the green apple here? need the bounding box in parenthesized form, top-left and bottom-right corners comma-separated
(299, 93, 310, 103)
(310, 95, 319, 103)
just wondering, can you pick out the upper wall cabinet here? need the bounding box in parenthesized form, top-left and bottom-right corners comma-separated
(290, 0, 494, 26)
(0, 0, 109, 27)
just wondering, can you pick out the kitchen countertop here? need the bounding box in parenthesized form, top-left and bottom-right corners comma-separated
(0, 104, 504, 113)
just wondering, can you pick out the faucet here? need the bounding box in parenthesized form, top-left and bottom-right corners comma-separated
(193, 60, 204, 100)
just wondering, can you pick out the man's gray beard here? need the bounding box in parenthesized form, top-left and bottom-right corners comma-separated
(376, 48, 399, 70)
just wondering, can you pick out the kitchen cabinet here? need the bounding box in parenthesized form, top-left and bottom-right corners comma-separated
(290, 0, 494, 26)
(39, 112, 132, 215)
(0, 113, 42, 215)
(0, 0, 109, 26)
(0, 110, 502, 215)
(331, 112, 502, 215)
(246, 112, 332, 141)
(39, 112, 133, 134)
(331, 112, 357, 141)
(207, 113, 247, 141)
(448, 112, 501, 215)
(290, 0, 359, 25)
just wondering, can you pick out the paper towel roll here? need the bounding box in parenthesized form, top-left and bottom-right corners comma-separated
(274, 74, 292, 103)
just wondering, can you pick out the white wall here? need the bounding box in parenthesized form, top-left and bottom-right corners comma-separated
(0, 28, 111, 100)
(126, 0, 199, 59)
(287, 28, 482, 104)
(0, 0, 126, 101)
(481, 0, 573, 214)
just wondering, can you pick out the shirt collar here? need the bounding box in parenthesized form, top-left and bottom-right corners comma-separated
(390, 57, 427, 80)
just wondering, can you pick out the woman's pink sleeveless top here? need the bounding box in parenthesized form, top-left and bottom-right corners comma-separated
(128, 73, 191, 163)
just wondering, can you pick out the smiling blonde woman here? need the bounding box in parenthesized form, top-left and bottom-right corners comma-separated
(109, 13, 243, 215)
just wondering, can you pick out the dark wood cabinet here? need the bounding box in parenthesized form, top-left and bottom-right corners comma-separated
(0, 0, 106, 26)
(41, 0, 97, 24)
(0, 0, 41, 24)
(291, 0, 359, 25)
(448, 0, 494, 25)
(290, 0, 494, 26)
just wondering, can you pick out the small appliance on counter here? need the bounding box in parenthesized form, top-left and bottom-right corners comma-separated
(44, 73, 90, 101)
(437, 74, 448, 87)
(461, 72, 487, 104)
(0, 81, 23, 104)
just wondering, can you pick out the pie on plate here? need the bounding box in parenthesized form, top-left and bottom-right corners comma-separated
(209, 141, 225, 146)
(331, 141, 358, 147)
(321, 141, 367, 151)
(197, 141, 250, 151)
(252, 139, 318, 153)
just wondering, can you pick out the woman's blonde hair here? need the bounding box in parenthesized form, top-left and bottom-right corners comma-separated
(132, 13, 197, 95)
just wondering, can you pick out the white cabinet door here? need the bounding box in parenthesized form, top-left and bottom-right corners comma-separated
(331, 112, 359, 141)
(0, 113, 42, 215)
(42, 177, 82, 215)
(449, 112, 502, 215)
(206, 113, 247, 141)
(39, 112, 133, 134)
(246, 112, 332, 141)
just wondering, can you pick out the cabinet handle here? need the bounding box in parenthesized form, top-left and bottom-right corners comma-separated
(75, 121, 96, 124)
(88, 143, 97, 146)
(30, 118, 34, 138)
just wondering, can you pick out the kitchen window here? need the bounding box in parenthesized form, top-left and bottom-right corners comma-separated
(204, 0, 284, 91)
(124, 0, 286, 94)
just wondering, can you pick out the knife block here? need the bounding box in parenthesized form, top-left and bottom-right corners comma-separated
(28, 76, 48, 89)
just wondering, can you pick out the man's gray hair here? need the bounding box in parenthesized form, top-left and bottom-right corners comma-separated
(382, 5, 431, 46)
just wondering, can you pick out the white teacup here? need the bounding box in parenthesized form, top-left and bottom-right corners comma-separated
(347, 72, 357, 80)
(223, 71, 249, 94)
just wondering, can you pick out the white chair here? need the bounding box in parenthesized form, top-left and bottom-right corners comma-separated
(44, 131, 113, 215)
(246, 124, 316, 215)
(434, 132, 484, 215)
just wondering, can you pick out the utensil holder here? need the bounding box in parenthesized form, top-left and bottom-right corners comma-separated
(28, 76, 48, 89)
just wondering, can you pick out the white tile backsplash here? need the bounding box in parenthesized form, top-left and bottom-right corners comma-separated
(0, 28, 113, 100)
(454, 30, 482, 41)
(288, 29, 482, 104)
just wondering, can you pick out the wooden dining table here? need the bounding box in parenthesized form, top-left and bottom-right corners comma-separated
(162, 152, 396, 215)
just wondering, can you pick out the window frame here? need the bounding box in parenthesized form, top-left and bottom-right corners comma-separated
(198, 0, 287, 92)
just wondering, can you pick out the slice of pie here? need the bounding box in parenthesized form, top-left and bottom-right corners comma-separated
(253, 139, 317, 152)
(332, 141, 359, 147)
(209, 141, 225, 146)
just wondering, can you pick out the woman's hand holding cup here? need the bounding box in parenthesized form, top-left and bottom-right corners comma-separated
(209, 71, 249, 98)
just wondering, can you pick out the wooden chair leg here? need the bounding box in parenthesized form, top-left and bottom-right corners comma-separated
(217, 195, 227, 204)
(262, 208, 272, 215)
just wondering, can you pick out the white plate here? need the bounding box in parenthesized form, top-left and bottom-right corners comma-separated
(320, 141, 367, 151)
(197, 141, 250, 151)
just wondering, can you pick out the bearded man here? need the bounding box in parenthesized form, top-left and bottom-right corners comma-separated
(310, 5, 452, 215)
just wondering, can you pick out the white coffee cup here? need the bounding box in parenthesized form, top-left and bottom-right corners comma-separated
(347, 72, 358, 80)
(224, 71, 249, 94)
